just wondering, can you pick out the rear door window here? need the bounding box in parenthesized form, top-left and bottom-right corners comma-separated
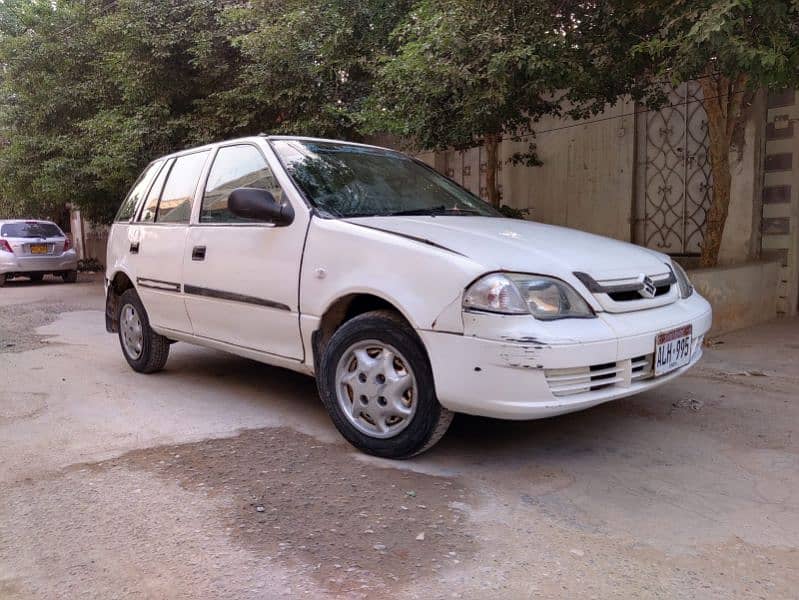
(1, 222, 62, 238)
(116, 161, 164, 222)
(156, 151, 210, 223)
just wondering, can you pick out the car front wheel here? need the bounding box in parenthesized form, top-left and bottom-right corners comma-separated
(318, 310, 453, 459)
(117, 288, 170, 373)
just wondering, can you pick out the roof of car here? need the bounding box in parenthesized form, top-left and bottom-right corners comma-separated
(0, 219, 58, 225)
(155, 135, 393, 162)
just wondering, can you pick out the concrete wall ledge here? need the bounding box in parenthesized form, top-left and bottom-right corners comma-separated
(689, 260, 780, 337)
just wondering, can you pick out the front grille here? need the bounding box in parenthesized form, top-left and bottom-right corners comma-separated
(545, 354, 654, 397)
(573, 270, 679, 313)
(608, 284, 671, 302)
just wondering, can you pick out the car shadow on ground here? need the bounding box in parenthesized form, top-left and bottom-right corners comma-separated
(2, 275, 85, 287)
(162, 343, 648, 470)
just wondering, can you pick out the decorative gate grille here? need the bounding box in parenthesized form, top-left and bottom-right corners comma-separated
(635, 81, 712, 255)
(438, 146, 495, 201)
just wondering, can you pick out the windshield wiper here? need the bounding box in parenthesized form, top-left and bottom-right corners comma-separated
(386, 206, 482, 217)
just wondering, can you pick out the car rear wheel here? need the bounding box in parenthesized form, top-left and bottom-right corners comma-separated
(318, 309, 453, 459)
(62, 270, 78, 283)
(117, 288, 170, 373)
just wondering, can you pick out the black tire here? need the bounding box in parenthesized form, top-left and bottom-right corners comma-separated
(317, 309, 453, 459)
(117, 288, 170, 373)
(29, 274, 44, 282)
(0, 274, 5, 287)
(62, 270, 78, 283)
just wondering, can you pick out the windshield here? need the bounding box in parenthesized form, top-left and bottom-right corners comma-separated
(271, 140, 500, 218)
(1, 222, 63, 238)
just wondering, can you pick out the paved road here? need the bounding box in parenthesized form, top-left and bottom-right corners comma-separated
(1, 276, 797, 598)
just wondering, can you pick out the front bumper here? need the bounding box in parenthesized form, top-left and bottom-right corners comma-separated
(0, 251, 78, 276)
(419, 294, 712, 420)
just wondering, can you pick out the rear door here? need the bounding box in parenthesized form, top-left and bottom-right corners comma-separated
(130, 150, 211, 334)
(182, 142, 306, 360)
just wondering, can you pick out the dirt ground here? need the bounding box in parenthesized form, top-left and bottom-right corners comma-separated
(1, 275, 797, 599)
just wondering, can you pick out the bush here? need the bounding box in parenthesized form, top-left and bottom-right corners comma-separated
(497, 205, 530, 220)
(78, 258, 104, 272)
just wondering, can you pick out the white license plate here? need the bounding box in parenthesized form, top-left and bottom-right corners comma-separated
(654, 325, 692, 376)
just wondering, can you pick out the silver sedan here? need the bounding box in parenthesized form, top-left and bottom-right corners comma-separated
(0, 219, 78, 286)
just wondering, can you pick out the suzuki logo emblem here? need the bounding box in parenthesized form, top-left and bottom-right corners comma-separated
(639, 275, 657, 299)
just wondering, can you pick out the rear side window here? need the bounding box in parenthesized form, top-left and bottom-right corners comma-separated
(156, 151, 210, 223)
(115, 161, 163, 222)
(139, 159, 174, 222)
(1, 222, 62, 238)
(201, 145, 284, 223)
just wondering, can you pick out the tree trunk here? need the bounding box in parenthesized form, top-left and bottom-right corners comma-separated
(702, 148, 732, 267)
(484, 133, 501, 208)
(697, 70, 748, 268)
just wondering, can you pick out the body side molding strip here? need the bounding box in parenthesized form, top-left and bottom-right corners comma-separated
(137, 277, 182, 292)
(183, 284, 291, 312)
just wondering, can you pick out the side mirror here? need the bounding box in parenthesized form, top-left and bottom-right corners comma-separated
(228, 188, 294, 226)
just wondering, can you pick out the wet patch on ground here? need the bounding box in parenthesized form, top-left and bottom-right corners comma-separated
(88, 427, 476, 597)
(0, 301, 74, 353)
(0, 276, 101, 353)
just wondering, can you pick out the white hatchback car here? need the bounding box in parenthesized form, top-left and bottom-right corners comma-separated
(106, 136, 712, 458)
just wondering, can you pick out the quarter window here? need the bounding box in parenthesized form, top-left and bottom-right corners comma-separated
(139, 159, 173, 223)
(115, 161, 163, 222)
(157, 151, 210, 223)
(201, 145, 284, 223)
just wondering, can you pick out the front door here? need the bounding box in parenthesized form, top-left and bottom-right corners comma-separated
(132, 150, 211, 334)
(182, 143, 306, 360)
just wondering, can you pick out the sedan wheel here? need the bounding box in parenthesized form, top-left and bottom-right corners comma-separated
(120, 303, 144, 360)
(335, 340, 418, 439)
(116, 288, 170, 373)
(318, 309, 453, 459)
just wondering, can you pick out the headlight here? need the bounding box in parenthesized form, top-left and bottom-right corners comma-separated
(670, 261, 694, 298)
(463, 273, 595, 320)
(462, 273, 529, 314)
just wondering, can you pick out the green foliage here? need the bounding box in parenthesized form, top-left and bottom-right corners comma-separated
(633, 0, 799, 90)
(0, 0, 244, 223)
(363, 0, 568, 151)
(0, 0, 414, 222)
(0, 0, 795, 227)
(562, 0, 799, 112)
(497, 204, 530, 219)
(225, 0, 413, 140)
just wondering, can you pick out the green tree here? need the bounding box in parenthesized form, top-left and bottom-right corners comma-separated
(563, 0, 799, 266)
(365, 0, 569, 207)
(0, 0, 243, 223)
(224, 0, 413, 140)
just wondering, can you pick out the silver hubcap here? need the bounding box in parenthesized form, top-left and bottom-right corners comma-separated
(335, 340, 418, 439)
(120, 303, 144, 359)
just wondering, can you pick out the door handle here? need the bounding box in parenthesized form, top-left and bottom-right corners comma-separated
(192, 246, 206, 261)
(130, 241, 139, 254)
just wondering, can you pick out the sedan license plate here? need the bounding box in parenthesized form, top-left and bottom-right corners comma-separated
(30, 244, 48, 255)
(654, 325, 692, 376)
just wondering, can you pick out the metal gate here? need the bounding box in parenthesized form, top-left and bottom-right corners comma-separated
(635, 81, 712, 255)
(438, 146, 495, 202)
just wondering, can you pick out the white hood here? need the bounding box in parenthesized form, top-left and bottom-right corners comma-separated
(347, 216, 670, 280)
